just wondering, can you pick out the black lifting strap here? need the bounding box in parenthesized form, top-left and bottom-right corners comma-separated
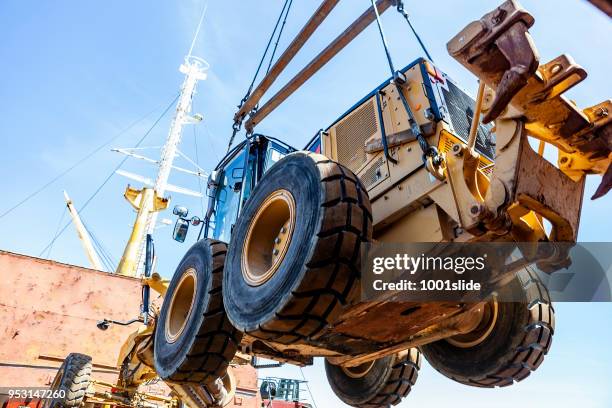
(370, 0, 440, 165)
(396, 0, 434, 62)
(227, 0, 294, 152)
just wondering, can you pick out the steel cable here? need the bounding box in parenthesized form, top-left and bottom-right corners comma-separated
(0, 98, 176, 220)
(227, 0, 293, 152)
(38, 94, 180, 258)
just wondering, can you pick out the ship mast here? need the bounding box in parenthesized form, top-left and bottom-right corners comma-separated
(115, 9, 209, 277)
(134, 56, 208, 274)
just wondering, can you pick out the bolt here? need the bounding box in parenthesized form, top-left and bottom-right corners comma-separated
(560, 156, 569, 164)
(280, 227, 287, 233)
(424, 108, 434, 120)
(596, 107, 609, 118)
(274, 237, 281, 244)
(452, 144, 463, 156)
(550, 64, 562, 75)
(491, 8, 506, 25)
(273, 249, 279, 256)
(470, 205, 480, 215)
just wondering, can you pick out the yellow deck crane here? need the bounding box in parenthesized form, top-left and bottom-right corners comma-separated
(63, 190, 104, 271)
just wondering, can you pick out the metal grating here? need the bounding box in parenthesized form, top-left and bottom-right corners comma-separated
(359, 156, 385, 189)
(441, 80, 495, 160)
(335, 99, 378, 173)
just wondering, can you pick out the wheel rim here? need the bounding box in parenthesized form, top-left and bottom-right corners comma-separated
(165, 268, 197, 343)
(50, 366, 64, 388)
(221, 369, 236, 406)
(242, 189, 296, 287)
(341, 361, 375, 379)
(446, 297, 499, 348)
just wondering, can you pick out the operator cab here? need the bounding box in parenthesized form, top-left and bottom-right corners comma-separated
(171, 135, 296, 243)
(207, 135, 295, 242)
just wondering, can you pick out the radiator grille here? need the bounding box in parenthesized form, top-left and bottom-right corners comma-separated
(359, 157, 385, 189)
(335, 99, 378, 173)
(441, 80, 495, 160)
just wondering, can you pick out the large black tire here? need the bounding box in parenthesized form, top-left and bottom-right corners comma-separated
(224, 152, 372, 344)
(325, 349, 421, 408)
(154, 239, 242, 383)
(421, 268, 554, 387)
(48, 353, 92, 408)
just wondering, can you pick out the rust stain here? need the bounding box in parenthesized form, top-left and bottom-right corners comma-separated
(0, 250, 142, 387)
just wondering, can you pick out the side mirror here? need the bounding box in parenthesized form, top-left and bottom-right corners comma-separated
(96, 320, 110, 331)
(173, 205, 189, 218)
(173, 218, 190, 242)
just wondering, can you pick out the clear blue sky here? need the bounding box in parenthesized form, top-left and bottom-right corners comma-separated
(0, 1, 610, 406)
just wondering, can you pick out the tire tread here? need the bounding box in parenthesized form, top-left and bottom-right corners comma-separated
(248, 153, 372, 343)
(50, 353, 92, 408)
(359, 349, 421, 408)
(444, 268, 555, 388)
(166, 240, 242, 383)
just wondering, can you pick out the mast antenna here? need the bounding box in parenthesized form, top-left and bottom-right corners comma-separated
(187, 3, 208, 59)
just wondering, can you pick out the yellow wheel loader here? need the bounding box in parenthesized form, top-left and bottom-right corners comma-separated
(138, 1, 611, 407)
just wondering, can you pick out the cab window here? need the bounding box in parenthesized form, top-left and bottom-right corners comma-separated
(211, 149, 245, 242)
(264, 144, 287, 172)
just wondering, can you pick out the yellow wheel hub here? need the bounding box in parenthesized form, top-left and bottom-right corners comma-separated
(242, 189, 296, 287)
(341, 361, 375, 379)
(165, 268, 197, 343)
(446, 297, 499, 348)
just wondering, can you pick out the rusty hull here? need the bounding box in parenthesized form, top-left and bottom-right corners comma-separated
(0, 250, 144, 386)
(0, 250, 261, 408)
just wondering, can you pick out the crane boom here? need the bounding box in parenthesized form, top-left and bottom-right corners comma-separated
(63, 191, 104, 271)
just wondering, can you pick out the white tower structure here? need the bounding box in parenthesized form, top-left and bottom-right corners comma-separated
(115, 8, 210, 277)
(133, 56, 209, 271)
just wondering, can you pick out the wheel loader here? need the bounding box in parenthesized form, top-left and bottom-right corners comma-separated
(77, 1, 610, 407)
